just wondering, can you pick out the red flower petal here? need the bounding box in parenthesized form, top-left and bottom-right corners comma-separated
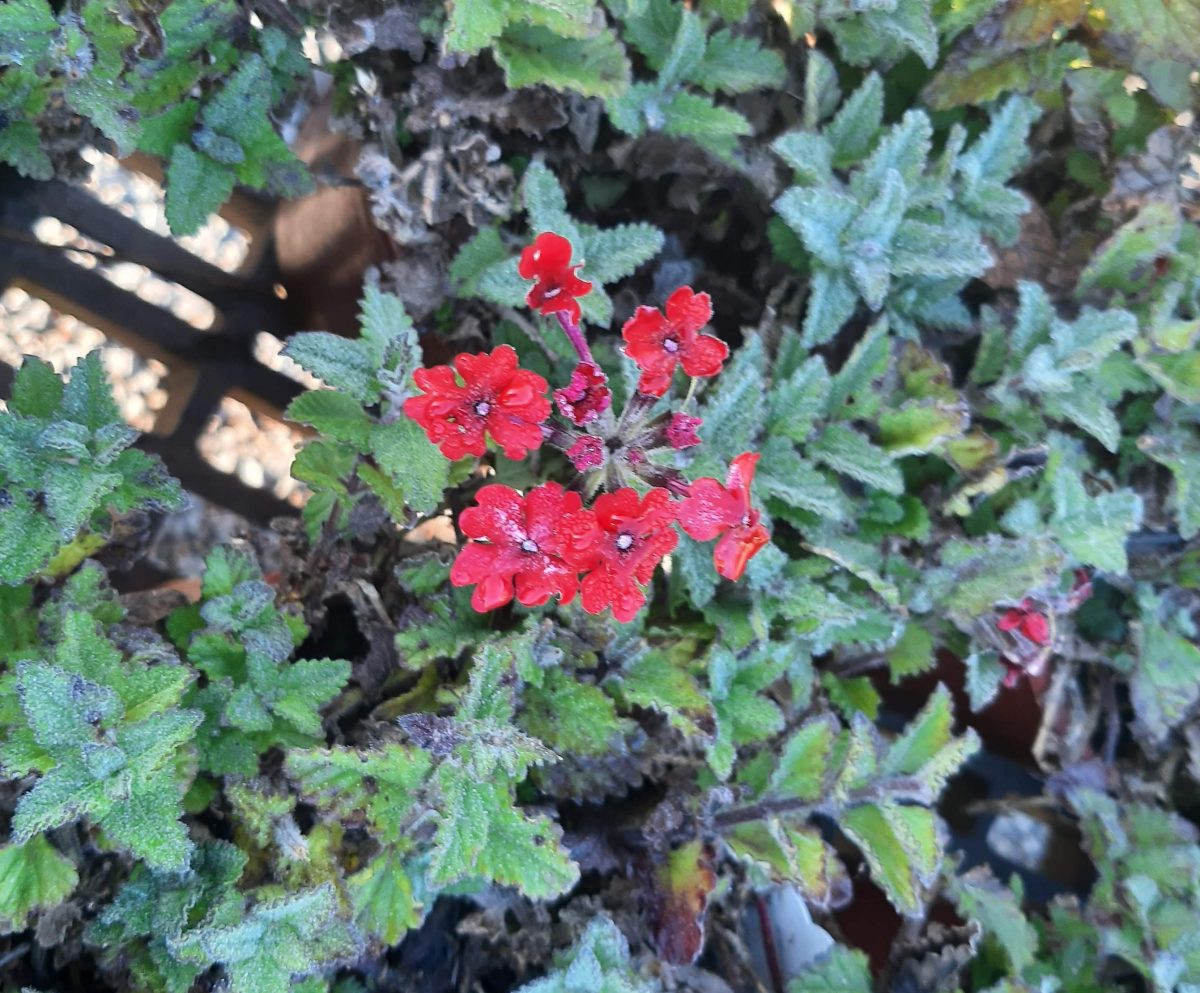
(404, 346, 549, 461)
(678, 332, 729, 380)
(712, 518, 769, 581)
(664, 286, 713, 335)
(569, 487, 677, 622)
(996, 608, 1025, 633)
(451, 482, 583, 613)
(1020, 612, 1051, 646)
(519, 232, 593, 323)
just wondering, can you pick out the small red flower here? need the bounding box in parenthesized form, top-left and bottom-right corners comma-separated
(566, 435, 605, 472)
(403, 345, 550, 461)
(997, 599, 1051, 646)
(451, 482, 583, 612)
(563, 488, 678, 622)
(621, 286, 728, 396)
(555, 361, 611, 426)
(666, 412, 702, 450)
(676, 452, 769, 582)
(518, 232, 593, 324)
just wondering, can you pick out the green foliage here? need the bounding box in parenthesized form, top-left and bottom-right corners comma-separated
(0, 352, 182, 585)
(169, 547, 349, 776)
(0, 0, 310, 232)
(728, 685, 978, 915)
(517, 916, 661, 993)
(461, 161, 664, 328)
(774, 74, 1039, 345)
(0, 566, 199, 871)
(788, 0, 938, 68)
(284, 275, 450, 540)
(170, 883, 360, 993)
(608, 0, 783, 160)
(444, 0, 630, 98)
(0, 836, 79, 934)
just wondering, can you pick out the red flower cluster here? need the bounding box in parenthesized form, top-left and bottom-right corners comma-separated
(405, 231, 769, 622)
(404, 345, 550, 460)
(450, 483, 679, 622)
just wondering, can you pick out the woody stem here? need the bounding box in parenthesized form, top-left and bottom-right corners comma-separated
(555, 311, 597, 367)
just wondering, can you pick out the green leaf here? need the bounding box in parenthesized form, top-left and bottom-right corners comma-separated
(947, 866, 1037, 972)
(658, 8, 706, 91)
(1049, 470, 1142, 574)
(790, 946, 872, 992)
(520, 669, 635, 757)
(877, 401, 968, 456)
(611, 649, 710, 736)
(517, 915, 658, 993)
(496, 24, 631, 99)
(0, 836, 78, 933)
(370, 418, 450, 516)
(887, 623, 934, 683)
(164, 144, 235, 237)
(927, 537, 1065, 627)
(770, 715, 838, 801)
(171, 884, 361, 993)
(1139, 432, 1200, 539)
(285, 391, 372, 446)
(580, 223, 664, 285)
(694, 29, 784, 94)
(282, 332, 376, 404)
(769, 356, 831, 443)
(10, 356, 63, 417)
(444, 0, 507, 53)
(661, 90, 752, 160)
(347, 852, 422, 945)
(810, 425, 903, 495)
(0, 119, 54, 181)
(802, 271, 859, 348)
(840, 802, 936, 915)
(1130, 608, 1200, 752)
(825, 73, 883, 167)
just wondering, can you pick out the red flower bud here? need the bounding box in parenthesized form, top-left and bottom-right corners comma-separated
(554, 361, 611, 426)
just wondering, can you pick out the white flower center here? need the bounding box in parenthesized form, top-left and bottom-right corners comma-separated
(616, 533, 634, 551)
(521, 539, 539, 553)
(474, 401, 491, 416)
(663, 338, 679, 353)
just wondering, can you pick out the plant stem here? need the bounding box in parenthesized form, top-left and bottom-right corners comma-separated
(555, 310, 596, 366)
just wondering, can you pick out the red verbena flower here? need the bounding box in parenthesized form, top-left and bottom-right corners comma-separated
(555, 361, 611, 426)
(997, 599, 1051, 646)
(519, 232, 593, 324)
(621, 286, 728, 396)
(403, 345, 550, 461)
(666, 412, 702, 450)
(677, 452, 769, 582)
(563, 487, 678, 622)
(451, 482, 583, 612)
(566, 435, 605, 472)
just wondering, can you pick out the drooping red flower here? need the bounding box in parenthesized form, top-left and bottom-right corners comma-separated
(450, 482, 584, 612)
(997, 599, 1051, 646)
(403, 345, 550, 461)
(566, 435, 605, 472)
(621, 286, 728, 396)
(554, 361, 611, 426)
(666, 412, 702, 450)
(563, 487, 678, 622)
(676, 452, 769, 582)
(518, 232, 593, 324)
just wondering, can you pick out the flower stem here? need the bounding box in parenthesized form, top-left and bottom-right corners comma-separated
(555, 311, 596, 366)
